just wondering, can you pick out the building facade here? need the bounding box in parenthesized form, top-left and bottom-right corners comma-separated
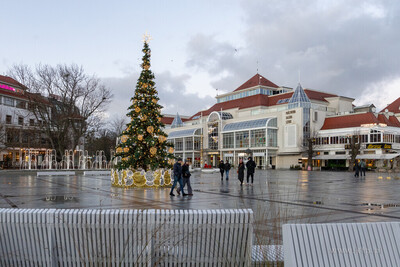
(164, 74, 400, 169)
(0, 75, 51, 168)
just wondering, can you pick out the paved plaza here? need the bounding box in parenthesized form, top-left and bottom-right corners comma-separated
(1, 169, 400, 243)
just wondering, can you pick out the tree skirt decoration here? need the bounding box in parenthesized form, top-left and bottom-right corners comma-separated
(111, 168, 172, 188)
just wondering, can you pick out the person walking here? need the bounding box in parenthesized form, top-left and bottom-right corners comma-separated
(218, 160, 225, 181)
(170, 158, 186, 196)
(181, 161, 193, 195)
(224, 160, 231, 180)
(354, 160, 360, 177)
(246, 157, 256, 185)
(237, 159, 245, 185)
(360, 159, 366, 177)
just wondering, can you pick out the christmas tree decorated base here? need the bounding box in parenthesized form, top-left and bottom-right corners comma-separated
(111, 168, 172, 188)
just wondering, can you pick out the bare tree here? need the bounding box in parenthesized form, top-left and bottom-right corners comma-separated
(108, 115, 128, 139)
(301, 131, 319, 170)
(0, 123, 6, 153)
(8, 64, 112, 160)
(347, 133, 361, 171)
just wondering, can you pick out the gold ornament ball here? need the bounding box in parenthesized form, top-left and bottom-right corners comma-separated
(150, 147, 157, 156)
(116, 147, 123, 153)
(144, 65, 150, 70)
(143, 83, 148, 88)
(158, 117, 161, 122)
(147, 126, 154, 134)
(152, 99, 157, 104)
(138, 135, 143, 141)
(158, 135, 166, 143)
(168, 147, 174, 153)
(121, 135, 128, 143)
(123, 147, 129, 153)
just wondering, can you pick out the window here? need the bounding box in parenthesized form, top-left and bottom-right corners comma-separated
(251, 129, 266, 147)
(223, 133, 234, 148)
(370, 130, 381, 143)
(235, 131, 249, 148)
(175, 138, 183, 151)
(194, 137, 201, 150)
(208, 122, 219, 149)
(16, 100, 26, 109)
(6, 115, 12, 124)
(267, 129, 277, 147)
(3, 97, 14, 106)
(313, 111, 318, 122)
(30, 119, 35, 126)
(185, 137, 193, 150)
(18, 117, 23, 126)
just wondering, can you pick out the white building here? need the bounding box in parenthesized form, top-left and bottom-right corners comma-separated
(164, 73, 395, 169)
(0, 75, 53, 168)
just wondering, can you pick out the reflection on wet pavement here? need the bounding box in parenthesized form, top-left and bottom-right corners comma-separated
(1, 169, 400, 227)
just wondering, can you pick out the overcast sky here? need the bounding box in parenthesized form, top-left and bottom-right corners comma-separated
(2, 0, 400, 120)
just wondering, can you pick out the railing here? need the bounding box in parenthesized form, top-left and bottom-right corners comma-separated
(283, 222, 400, 267)
(0, 208, 253, 266)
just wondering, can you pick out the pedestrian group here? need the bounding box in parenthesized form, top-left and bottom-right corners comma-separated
(170, 156, 257, 197)
(354, 159, 366, 177)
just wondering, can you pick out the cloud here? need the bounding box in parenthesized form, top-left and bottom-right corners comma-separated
(102, 70, 215, 119)
(355, 76, 400, 111)
(185, 0, 400, 103)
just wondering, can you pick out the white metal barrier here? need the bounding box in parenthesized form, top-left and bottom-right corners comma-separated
(283, 222, 400, 267)
(0, 209, 253, 266)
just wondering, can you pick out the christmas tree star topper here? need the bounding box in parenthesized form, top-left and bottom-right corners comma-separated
(142, 32, 152, 43)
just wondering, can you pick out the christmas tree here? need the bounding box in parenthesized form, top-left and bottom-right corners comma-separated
(114, 35, 174, 171)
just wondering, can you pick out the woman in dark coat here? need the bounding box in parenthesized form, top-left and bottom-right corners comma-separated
(237, 159, 245, 185)
(218, 160, 225, 180)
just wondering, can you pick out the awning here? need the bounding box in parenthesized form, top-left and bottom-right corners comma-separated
(313, 153, 400, 160)
(167, 128, 202, 138)
(223, 118, 272, 132)
(313, 155, 349, 160)
(356, 154, 400, 160)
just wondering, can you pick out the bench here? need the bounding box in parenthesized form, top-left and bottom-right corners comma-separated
(0, 208, 253, 266)
(283, 222, 400, 267)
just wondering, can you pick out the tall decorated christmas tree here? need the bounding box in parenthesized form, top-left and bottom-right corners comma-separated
(114, 35, 175, 177)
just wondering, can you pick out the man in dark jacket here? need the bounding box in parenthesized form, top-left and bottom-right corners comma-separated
(170, 158, 186, 196)
(246, 157, 256, 184)
(218, 160, 225, 181)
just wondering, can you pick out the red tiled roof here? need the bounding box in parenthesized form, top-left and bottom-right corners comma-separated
(388, 115, 400, 127)
(190, 94, 270, 119)
(0, 88, 29, 100)
(321, 113, 400, 130)
(161, 115, 190, 125)
(190, 89, 337, 119)
(0, 75, 28, 89)
(304, 89, 337, 102)
(233, 74, 279, 92)
(381, 97, 400, 113)
(190, 89, 339, 120)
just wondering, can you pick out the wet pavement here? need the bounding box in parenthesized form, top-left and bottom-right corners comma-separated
(1, 169, 400, 243)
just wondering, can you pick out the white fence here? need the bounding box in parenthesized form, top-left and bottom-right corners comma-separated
(283, 222, 400, 267)
(0, 208, 253, 266)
